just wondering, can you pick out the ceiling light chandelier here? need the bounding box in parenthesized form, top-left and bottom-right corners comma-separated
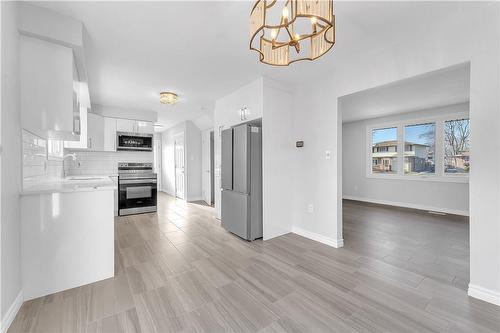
(250, 0, 335, 66)
(160, 92, 178, 104)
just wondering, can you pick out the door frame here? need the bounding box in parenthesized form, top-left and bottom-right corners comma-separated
(201, 128, 214, 205)
(174, 131, 186, 200)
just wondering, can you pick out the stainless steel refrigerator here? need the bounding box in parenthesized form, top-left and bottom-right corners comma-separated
(221, 123, 262, 241)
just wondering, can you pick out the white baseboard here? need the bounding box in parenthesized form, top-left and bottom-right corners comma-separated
(187, 196, 203, 202)
(468, 284, 500, 306)
(1, 290, 23, 333)
(292, 226, 344, 248)
(343, 195, 469, 217)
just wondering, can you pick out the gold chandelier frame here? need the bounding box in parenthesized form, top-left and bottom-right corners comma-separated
(250, 0, 336, 66)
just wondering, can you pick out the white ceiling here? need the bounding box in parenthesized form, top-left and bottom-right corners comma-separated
(31, 1, 465, 130)
(340, 63, 470, 123)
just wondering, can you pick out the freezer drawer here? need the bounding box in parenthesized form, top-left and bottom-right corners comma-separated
(221, 190, 249, 240)
(221, 129, 233, 190)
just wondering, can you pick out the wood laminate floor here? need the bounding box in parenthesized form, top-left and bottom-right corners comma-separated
(9, 194, 500, 332)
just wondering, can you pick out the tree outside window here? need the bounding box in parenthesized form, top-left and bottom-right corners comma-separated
(444, 118, 470, 173)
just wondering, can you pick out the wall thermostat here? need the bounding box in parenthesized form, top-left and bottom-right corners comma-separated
(296, 141, 304, 148)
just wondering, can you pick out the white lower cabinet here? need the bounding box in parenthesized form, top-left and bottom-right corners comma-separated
(21, 190, 114, 300)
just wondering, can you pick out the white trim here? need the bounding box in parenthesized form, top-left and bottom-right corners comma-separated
(292, 226, 344, 248)
(366, 173, 468, 183)
(1, 290, 23, 333)
(343, 195, 469, 216)
(187, 196, 203, 202)
(468, 284, 500, 306)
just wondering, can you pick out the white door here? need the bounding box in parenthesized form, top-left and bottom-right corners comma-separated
(201, 129, 212, 205)
(153, 137, 162, 190)
(174, 133, 185, 200)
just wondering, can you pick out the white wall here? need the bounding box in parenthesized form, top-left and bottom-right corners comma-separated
(291, 2, 500, 304)
(1, 0, 23, 324)
(262, 78, 295, 240)
(343, 103, 469, 216)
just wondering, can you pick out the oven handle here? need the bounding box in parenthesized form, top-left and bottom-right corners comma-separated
(120, 179, 157, 185)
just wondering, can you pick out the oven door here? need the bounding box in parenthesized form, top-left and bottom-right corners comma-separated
(119, 178, 157, 215)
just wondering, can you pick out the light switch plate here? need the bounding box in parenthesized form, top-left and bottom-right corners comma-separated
(307, 204, 314, 213)
(325, 150, 332, 160)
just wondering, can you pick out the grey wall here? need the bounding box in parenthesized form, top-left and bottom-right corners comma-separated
(1, 0, 22, 319)
(342, 103, 469, 215)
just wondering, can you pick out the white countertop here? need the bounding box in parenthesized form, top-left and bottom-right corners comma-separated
(21, 175, 116, 196)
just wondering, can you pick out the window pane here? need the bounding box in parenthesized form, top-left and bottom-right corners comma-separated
(372, 127, 397, 174)
(404, 123, 435, 175)
(444, 118, 470, 174)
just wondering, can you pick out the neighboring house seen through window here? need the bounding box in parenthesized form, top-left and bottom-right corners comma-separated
(371, 127, 397, 174)
(367, 115, 469, 181)
(404, 123, 435, 175)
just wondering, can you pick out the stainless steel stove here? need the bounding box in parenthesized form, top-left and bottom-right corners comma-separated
(118, 162, 157, 216)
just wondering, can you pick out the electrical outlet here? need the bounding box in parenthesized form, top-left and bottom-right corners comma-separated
(307, 204, 314, 213)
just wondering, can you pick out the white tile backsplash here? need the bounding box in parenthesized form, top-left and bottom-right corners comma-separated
(23, 130, 64, 186)
(64, 150, 153, 176)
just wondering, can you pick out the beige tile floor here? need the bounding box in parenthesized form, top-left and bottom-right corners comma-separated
(8, 194, 500, 332)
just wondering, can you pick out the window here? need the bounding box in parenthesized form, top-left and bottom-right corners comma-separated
(444, 118, 470, 174)
(371, 127, 397, 174)
(404, 123, 435, 175)
(367, 113, 469, 182)
(47, 139, 64, 160)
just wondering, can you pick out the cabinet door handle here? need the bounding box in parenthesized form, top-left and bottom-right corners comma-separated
(88, 138, 92, 149)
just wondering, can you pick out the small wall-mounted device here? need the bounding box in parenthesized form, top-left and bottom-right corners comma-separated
(296, 141, 304, 148)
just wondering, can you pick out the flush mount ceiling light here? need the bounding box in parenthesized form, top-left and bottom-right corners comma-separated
(250, 0, 335, 66)
(160, 92, 178, 104)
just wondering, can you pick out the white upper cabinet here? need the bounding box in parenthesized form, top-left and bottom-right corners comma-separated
(20, 35, 80, 140)
(87, 113, 104, 151)
(103, 117, 117, 151)
(116, 119, 136, 133)
(215, 77, 263, 129)
(136, 121, 154, 134)
(116, 118, 153, 134)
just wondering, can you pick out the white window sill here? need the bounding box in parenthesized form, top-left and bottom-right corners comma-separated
(366, 173, 469, 183)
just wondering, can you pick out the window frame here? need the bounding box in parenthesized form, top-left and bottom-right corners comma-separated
(366, 112, 469, 183)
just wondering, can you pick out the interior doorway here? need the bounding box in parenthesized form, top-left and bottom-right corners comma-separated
(337, 63, 471, 290)
(174, 132, 185, 200)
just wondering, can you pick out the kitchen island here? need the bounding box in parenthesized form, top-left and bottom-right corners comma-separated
(21, 177, 115, 300)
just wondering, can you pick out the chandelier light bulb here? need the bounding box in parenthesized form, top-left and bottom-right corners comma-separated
(311, 16, 318, 25)
(271, 29, 278, 39)
(282, 6, 289, 19)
